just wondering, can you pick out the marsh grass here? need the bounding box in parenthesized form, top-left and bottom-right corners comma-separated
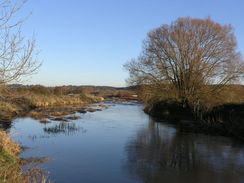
(0, 88, 100, 121)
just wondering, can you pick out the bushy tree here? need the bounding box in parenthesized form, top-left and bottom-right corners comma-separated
(125, 17, 244, 112)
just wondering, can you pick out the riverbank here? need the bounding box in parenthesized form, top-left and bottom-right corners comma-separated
(0, 130, 51, 183)
(0, 85, 137, 123)
(0, 90, 102, 123)
(0, 130, 23, 182)
(144, 100, 244, 141)
(0, 86, 111, 182)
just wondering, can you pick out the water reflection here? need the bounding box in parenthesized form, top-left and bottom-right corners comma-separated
(28, 134, 51, 141)
(125, 119, 244, 183)
(43, 122, 86, 136)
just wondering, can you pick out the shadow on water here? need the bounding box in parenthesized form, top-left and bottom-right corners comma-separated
(0, 121, 12, 130)
(125, 118, 244, 183)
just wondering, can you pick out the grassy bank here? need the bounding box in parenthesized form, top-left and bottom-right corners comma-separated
(0, 131, 50, 183)
(141, 85, 244, 140)
(144, 100, 244, 140)
(0, 85, 103, 122)
(0, 130, 24, 182)
(0, 85, 137, 123)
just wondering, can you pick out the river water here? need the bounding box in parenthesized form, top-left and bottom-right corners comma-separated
(9, 103, 244, 183)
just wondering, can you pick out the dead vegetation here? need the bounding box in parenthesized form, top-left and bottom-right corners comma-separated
(0, 85, 105, 122)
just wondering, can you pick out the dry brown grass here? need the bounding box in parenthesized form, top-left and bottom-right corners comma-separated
(139, 84, 244, 111)
(0, 130, 24, 182)
(0, 86, 101, 121)
(0, 131, 20, 157)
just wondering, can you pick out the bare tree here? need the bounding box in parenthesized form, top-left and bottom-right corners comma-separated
(0, 0, 40, 85)
(124, 17, 244, 111)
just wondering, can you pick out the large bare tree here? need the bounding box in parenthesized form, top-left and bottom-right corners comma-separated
(125, 17, 244, 111)
(0, 0, 40, 85)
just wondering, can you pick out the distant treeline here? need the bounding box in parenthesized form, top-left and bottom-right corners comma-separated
(7, 84, 136, 98)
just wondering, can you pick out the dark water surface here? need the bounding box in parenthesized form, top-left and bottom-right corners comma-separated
(10, 104, 244, 183)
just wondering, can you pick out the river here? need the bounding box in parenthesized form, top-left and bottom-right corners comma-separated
(8, 103, 244, 183)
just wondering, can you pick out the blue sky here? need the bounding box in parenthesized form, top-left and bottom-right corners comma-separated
(18, 0, 244, 87)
